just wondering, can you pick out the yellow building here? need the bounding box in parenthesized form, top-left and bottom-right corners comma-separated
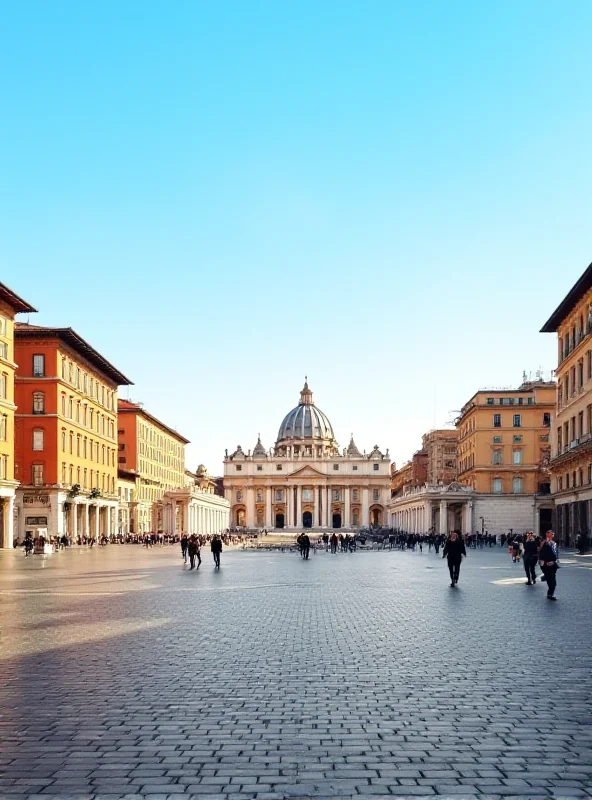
(456, 380, 555, 534)
(0, 284, 36, 547)
(117, 399, 189, 534)
(541, 261, 592, 547)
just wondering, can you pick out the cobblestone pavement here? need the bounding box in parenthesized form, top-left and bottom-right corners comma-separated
(1, 544, 592, 800)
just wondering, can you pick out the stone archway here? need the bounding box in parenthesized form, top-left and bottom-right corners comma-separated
(370, 505, 384, 528)
(275, 512, 285, 529)
(303, 511, 313, 528)
(332, 512, 342, 529)
(233, 506, 246, 527)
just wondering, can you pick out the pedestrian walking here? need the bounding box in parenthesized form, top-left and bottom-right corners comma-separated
(539, 530, 559, 600)
(442, 530, 466, 587)
(301, 533, 310, 560)
(181, 534, 188, 563)
(211, 534, 222, 568)
(523, 531, 538, 585)
(187, 535, 201, 570)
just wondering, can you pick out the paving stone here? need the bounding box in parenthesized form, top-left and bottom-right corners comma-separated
(1, 546, 592, 799)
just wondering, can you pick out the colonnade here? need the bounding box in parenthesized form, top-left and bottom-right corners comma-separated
(231, 484, 378, 529)
(390, 498, 474, 535)
(163, 497, 230, 536)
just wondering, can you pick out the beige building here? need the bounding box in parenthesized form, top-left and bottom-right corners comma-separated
(541, 260, 592, 546)
(117, 399, 189, 534)
(422, 429, 458, 485)
(163, 465, 229, 537)
(224, 381, 391, 531)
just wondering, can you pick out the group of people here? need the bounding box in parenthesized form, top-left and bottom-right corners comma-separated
(180, 533, 223, 569)
(441, 528, 560, 599)
(505, 530, 561, 598)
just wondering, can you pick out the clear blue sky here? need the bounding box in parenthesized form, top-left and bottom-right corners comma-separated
(2, 1, 591, 473)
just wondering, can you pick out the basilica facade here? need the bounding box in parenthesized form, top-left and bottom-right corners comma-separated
(223, 382, 391, 530)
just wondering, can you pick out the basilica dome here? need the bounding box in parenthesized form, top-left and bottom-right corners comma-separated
(276, 381, 336, 444)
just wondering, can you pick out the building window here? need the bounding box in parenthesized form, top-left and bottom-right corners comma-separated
(493, 414, 501, 428)
(235, 464, 242, 471)
(0, 373, 7, 399)
(493, 436, 502, 443)
(492, 477, 502, 493)
(256, 465, 263, 471)
(333, 490, 341, 501)
(32, 354, 45, 377)
(276, 464, 283, 471)
(256, 489, 263, 502)
(512, 477, 523, 493)
(333, 464, 339, 470)
(513, 449, 523, 465)
(513, 414, 521, 427)
(61, 429, 66, 451)
(32, 391, 45, 414)
(68, 397, 73, 418)
(0, 414, 6, 441)
(236, 490, 243, 502)
(558, 476, 563, 491)
(373, 489, 379, 502)
(352, 489, 359, 501)
(373, 464, 379, 471)
(518, 397, 523, 405)
(527, 397, 533, 405)
(513, 435, 523, 443)
(352, 465, 358, 471)
(486, 398, 494, 405)
(32, 429, 44, 451)
(0, 317, 6, 335)
(276, 490, 283, 501)
(492, 449, 502, 465)
(32, 464, 44, 486)
(0, 341, 7, 360)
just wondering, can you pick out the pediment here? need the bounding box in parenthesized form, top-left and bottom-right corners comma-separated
(288, 465, 326, 478)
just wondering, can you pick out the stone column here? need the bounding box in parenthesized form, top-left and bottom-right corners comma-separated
(344, 487, 350, 528)
(464, 501, 473, 536)
(325, 486, 331, 528)
(246, 488, 255, 528)
(266, 487, 272, 527)
(296, 485, 302, 529)
(84, 503, 89, 539)
(94, 506, 100, 541)
(439, 500, 448, 535)
(106, 505, 112, 539)
(362, 488, 369, 528)
(0, 496, 13, 548)
(72, 501, 78, 542)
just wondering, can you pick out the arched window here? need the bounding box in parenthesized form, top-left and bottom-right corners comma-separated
(32, 429, 44, 451)
(61, 428, 66, 451)
(33, 391, 45, 414)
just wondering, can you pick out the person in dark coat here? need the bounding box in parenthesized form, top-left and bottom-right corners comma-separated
(187, 535, 201, 570)
(522, 531, 539, 585)
(211, 534, 222, 568)
(181, 534, 188, 563)
(442, 531, 466, 587)
(301, 533, 310, 560)
(538, 530, 559, 600)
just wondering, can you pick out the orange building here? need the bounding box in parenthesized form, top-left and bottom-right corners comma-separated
(0, 284, 36, 547)
(456, 380, 554, 534)
(14, 324, 132, 543)
(117, 399, 189, 534)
